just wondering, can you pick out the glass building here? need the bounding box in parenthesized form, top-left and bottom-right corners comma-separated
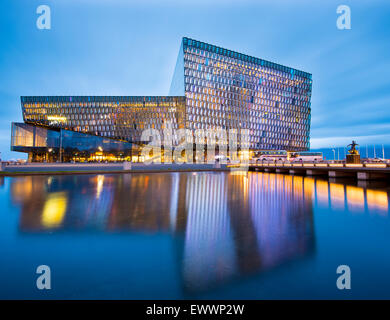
(11, 37, 312, 162)
(11, 122, 134, 162)
(170, 37, 312, 151)
(13, 96, 185, 162)
(20, 96, 186, 143)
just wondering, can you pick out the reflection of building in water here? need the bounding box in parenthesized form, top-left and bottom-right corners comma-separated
(40, 191, 67, 228)
(11, 176, 57, 231)
(183, 173, 238, 292)
(11, 173, 185, 233)
(181, 172, 316, 293)
(107, 173, 182, 232)
(12, 175, 115, 231)
(247, 174, 315, 269)
(9, 172, 389, 294)
(12, 173, 186, 232)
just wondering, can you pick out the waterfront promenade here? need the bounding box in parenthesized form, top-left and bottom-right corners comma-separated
(1, 161, 390, 181)
(247, 162, 390, 181)
(0, 162, 229, 176)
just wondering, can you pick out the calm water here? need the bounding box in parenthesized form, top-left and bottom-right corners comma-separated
(0, 172, 389, 299)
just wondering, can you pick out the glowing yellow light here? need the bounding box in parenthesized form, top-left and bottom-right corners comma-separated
(346, 186, 365, 211)
(316, 180, 329, 206)
(364, 163, 387, 168)
(41, 192, 67, 228)
(304, 177, 315, 199)
(366, 190, 389, 215)
(96, 175, 105, 199)
(47, 116, 67, 122)
(330, 183, 345, 209)
(315, 163, 328, 167)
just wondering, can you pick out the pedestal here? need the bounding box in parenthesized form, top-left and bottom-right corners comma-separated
(346, 154, 360, 164)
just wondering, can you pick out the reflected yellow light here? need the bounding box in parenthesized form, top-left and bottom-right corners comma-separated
(366, 190, 389, 215)
(304, 177, 315, 199)
(346, 186, 365, 211)
(293, 176, 303, 195)
(96, 175, 105, 199)
(11, 178, 33, 203)
(316, 180, 329, 206)
(330, 183, 345, 209)
(41, 192, 67, 228)
(231, 169, 248, 176)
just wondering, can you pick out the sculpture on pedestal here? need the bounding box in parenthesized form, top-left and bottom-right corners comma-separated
(346, 140, 360, 163)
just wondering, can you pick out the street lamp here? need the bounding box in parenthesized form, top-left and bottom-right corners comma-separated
(332, 148, 336, 161)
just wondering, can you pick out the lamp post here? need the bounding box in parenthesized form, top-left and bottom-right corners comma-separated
(332, 148, 336, 161)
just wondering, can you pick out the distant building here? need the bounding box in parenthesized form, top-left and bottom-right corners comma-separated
(11, 37, 312, 162)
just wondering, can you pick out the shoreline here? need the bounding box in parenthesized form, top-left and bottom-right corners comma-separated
(0, 163, 231, 176)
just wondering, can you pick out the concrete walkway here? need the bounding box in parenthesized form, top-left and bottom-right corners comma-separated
(0, 162, 230, 176)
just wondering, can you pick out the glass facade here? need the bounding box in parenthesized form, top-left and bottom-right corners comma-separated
(12, 37, 312, 162)
(21, 96, 186, 144)
(170, 37, 312, 151)
(11, 122, 59, 150)
(11, 122, 134, 162)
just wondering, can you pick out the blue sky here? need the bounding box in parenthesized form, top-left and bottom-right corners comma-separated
(1, 0, 389, 159)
